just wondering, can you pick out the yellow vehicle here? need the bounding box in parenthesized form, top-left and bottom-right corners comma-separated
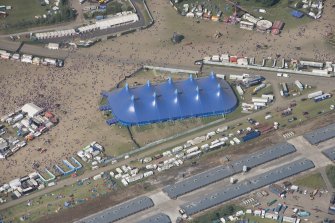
(98, 0, 108, 4)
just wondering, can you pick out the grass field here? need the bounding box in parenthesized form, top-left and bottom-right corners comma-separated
(293, 172, 327, 189)
(234, 214, 277, 223)
(253, 93, 335, 129)
(326, 165, 335, 188)
(0, 0, 47, 25)
(190, 204, 241, 223)
(1, 176, 120, 222)
(283, 84, 316, 100)
(174, 0, 311, 30)
(0, 0, 75, 34)
(236, 0, 312, 29)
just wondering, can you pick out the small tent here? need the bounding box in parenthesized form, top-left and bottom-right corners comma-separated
(291, 10, 304, 18)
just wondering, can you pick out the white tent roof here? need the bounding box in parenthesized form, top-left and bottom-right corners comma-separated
(22, 103, 44, 118)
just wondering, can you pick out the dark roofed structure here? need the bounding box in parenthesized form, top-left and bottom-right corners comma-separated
(322, 147, 335, 161)
(180, 159, 314, 216)
(76, 196, 154, 223)
(303, 123, 335, 145)
(163, 143, 296, 199)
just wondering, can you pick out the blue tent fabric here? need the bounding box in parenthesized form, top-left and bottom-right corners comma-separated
(291, 10, 304, 18)
(103, 74, 238, 126)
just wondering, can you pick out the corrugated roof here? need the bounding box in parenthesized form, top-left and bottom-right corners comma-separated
(76, 196, 154, 223)
(137, 213, 171, 223)
(303, 123, 335, 145)
(163, 143, 296, 199)
(180, 159, 314, 216)
(322, 147, 335, 161)
(102, 73, 238, 126)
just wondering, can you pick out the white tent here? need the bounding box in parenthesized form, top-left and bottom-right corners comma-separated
(47, 43, 59, 50)
(21, 103, 44, 118)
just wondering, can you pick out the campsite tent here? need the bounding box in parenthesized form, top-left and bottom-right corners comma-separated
(291, 10, 304, 18)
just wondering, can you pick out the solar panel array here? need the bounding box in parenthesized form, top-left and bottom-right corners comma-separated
(180, 159, 314, 216)
(77, 196, 154, 223)
(163, 143, 296, 198)
(322, 147, 335, 161)
(137, 213, 171, 223)
(303, 123, 335, 145)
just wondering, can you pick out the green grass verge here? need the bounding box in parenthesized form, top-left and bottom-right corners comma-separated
(326, 165, 335, 188)
(0, 0, 46, 25)
(293, 172, 327, 189)
(190, 204, 241, 223)
(1, 176, 121, 223)
(238, 0, 312, 29)
(234, 213, 277, 223)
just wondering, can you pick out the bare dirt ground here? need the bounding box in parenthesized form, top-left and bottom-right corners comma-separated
(0, 0, 335, 184)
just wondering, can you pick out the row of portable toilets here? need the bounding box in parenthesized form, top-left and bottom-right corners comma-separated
(37, 157, 83, 183)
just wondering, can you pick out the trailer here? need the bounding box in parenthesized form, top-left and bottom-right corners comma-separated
(253, 83, 266, 94)
(294, 80, 304, 90)
(281, 83, 288, 96)
(211, 55, 221, 62)
(216, 126, 228, 133)
(308, 90, 323, 99)
(236, 85, 244, 96)
(252, 97, 268, 103)
(21, 54, 33, 63)
(233, 137, 241, 144)
(207, 141, 225, 151)
(314, 93, 331, 102)
(186, 146, 199, 154)
(185, 150, 201, 159)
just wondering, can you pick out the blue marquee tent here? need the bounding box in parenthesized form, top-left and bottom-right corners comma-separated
(101, 73, 238, 126)
(291, 10, 304, 18)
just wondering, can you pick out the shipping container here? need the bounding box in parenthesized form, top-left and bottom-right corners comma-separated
(267, 199, 277, 206)
(242, 131, 261, 142)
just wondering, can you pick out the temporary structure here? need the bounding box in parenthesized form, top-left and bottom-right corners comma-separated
(21, 103, 44, 118)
